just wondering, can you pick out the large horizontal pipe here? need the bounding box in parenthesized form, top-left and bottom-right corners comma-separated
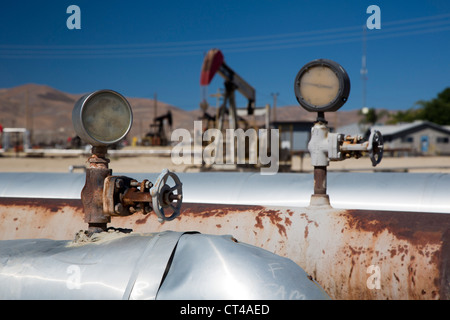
(1, 171, 449, 299)
(0, 199, 448, 299)
(0, 171, 449, 213)
(0, 231, 328, 300)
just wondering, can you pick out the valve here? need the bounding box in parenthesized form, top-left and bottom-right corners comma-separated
(294, 59, 384, 206)
(72, 89, 184, 234)
(103, 169, 183, 224)
(150, 169, 183, 223)
(331, 129, 384, 167)
(368, 130, 384, 166)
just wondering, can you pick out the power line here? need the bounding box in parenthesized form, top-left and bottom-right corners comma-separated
(2, 12, 449, 51)
(1, 14, 449, 59)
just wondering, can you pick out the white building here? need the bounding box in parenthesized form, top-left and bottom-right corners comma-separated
(371, 121, 450, 155)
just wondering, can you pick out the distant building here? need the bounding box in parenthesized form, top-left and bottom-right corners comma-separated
(1, 128, 31, 152)
(372, 121, 450, 155)
(271, 121, 314, 153)
(277, 119, 450, 157)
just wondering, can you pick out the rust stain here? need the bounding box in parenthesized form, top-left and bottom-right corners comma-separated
(285, 217, 292, 226)
(339, 209, 450, 300)
(177, 204, 298, 238)
(254, 214, 263, 229)
(276, 224, 287, 237)
(300, 212, 319, 240)
(343, 210, 449, 246)
(135, 213, 151, 225)
(0, 197, 85, 240)
(180, 203, 264, 218)
(440, 229, 450, 299)
(182, 204, 289, 237)
(0, 197, 83, 214)
(252, 209, 287, 237)
(300, 213, 319, 227)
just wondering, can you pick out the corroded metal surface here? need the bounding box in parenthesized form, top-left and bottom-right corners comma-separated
(0, 198, 448, 300)
(0, 198, 84, 240)
(81, 147, 112, 234)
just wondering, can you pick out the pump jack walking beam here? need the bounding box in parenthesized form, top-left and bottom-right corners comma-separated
(200, 49, 256, 131)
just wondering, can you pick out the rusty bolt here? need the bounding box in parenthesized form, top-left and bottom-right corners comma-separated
(145, 180, 153, 189)
(114, 203, 123, 215)
(130, 180, 139, 187)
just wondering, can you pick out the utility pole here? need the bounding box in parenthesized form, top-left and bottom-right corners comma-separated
(271, 92, 279, 122)
(25, 89, 32, 148)
(361, 26, 368, 110)
(154, 92, 157, 120)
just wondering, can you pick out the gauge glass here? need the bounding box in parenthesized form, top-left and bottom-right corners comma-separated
(73, 90, 133, 146)
(294, 59, 350, 112)
(299, 66, 339, 107)
(82, 92, 132, 143)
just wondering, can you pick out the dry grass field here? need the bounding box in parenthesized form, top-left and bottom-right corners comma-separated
(1, 152, 450, 174)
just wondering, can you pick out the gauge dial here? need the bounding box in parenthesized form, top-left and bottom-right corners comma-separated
(72, 90, 133, 146)
(294, 59, 350, 112)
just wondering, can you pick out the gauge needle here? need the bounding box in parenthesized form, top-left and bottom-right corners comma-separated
(302, 82, 333, 89)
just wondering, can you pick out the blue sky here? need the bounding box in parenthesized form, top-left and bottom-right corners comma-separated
(0, 0, 449, 112)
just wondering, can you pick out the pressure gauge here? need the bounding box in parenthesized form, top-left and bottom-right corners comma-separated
(294, 59, 350, 112)
(72, 90, 133, 146)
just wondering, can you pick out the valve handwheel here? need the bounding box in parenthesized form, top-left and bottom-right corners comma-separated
(150, 169, 183, 223)
(368, 130, 384, 167)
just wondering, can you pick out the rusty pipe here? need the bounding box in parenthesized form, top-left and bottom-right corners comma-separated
(81, 146, 112, 234)
(122, 188, 151, 205)
(313, 166, 327, 195)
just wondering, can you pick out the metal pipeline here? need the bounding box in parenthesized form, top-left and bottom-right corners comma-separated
(0, 171, 448, 299)
(0, 231, 329, 300)
(1, 171, 450, 213)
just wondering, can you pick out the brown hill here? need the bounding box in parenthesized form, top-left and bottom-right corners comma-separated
(271, 105, 364, 129)
(0, 84, 194, 146)
(0, 84, 388, 146)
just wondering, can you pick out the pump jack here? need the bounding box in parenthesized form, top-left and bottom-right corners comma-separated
(200, 49, 256, 132)
(144, 110, 172, 146)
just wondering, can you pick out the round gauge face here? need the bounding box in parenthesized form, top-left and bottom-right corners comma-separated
(72, 90, 133, 146)
(294, 59, 350, 112)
